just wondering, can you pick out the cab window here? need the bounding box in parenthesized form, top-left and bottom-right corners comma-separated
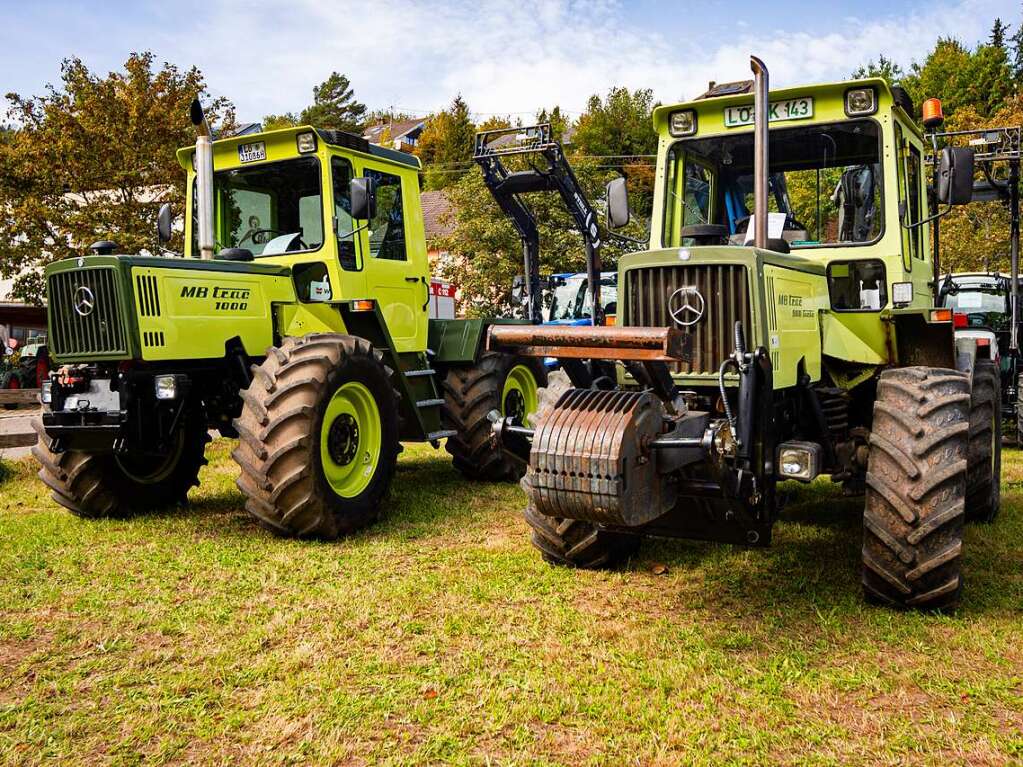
(663, 147, 714, 246)
(895, 123, 923, 267)
(367, 169, 407, 261)
(331, 157, 358, 270)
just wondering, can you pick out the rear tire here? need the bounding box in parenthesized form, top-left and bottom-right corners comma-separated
(524, 504, 640, 568)
(232, 334, 400, 539)
(441, 352, 546, 481)
(966, 359, 1000, 522)
(861, 367, 969, 610)
(32, 409, 210, 518)
(2, 374, 20, 410)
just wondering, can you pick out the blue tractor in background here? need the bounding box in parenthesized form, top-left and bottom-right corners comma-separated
(546, 271, 619, 326)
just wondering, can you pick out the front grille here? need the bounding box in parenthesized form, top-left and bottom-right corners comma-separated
(625, 264, 751, 374)
(135, 274, 161, 317)
(48, 268, 129, 357)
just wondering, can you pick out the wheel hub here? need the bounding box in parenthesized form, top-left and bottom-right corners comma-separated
(504, 388, 526, 424)
(327, 413, 360, 466)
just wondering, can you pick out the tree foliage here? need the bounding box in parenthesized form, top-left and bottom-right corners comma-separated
(415, 95, 476, 190)
(0, 52, 233, 303)
(261, 72, 366, 133)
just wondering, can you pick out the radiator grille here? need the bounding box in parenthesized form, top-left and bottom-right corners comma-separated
(136, 274, 161, 317)
(47, 268, 129, 357)
(624, 264, 751, 374)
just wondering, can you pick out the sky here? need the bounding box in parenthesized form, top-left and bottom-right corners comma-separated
(0, 0, 1018, 123)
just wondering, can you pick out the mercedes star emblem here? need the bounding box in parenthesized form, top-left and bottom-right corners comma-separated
(668, 285, 705, 327)
(74, 286, 96, 317)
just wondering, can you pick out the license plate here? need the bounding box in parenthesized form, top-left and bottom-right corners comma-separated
(724, 97, 814, 128)
(238, 141, 266, 163)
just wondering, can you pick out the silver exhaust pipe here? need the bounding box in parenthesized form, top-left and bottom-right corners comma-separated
(750, 55, 769, 250)
(190, 99, 215, 260)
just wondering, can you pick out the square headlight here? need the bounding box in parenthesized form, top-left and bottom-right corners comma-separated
(40, 381, 52, 404)
(845, 87, 877, 117)
(777, 441, 822, 482)
(296, 131, 318, 153)
(892, 282, 913, 306)
(155, 374, 181, 401)
(668, 109, 697, 137)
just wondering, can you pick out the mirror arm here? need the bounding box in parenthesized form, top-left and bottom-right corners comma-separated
(607, 230, 646, 246)
(902, 203, 952, 231)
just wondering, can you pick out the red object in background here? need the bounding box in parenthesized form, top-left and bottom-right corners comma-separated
(953, 312, 968, 328)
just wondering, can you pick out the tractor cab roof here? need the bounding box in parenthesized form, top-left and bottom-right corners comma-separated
(175, 124, 422, 173)
(653, 77, 916, 139)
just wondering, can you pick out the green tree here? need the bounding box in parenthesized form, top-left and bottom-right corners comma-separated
(991, 17, 1009, 48)
(299, 72, 367, 132)
(415, 95, 476, 190)
(261, 112, 299, 130)
(852, 54, 904, 84)
(536, 106, 571, 143)
(900, 38, 1014, 121)
(0, 52, 233, 303)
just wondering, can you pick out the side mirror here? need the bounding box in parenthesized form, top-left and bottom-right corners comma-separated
(606, 177, 630, 229)
(937, 146, 974, 205)
(350, 177, 377, 220)
(157, 202, 174, 243)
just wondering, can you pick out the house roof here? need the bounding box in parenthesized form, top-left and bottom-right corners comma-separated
(363, 118, 426, 144)
(420, 190, 455, 242)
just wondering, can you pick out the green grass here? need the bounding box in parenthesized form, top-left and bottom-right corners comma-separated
(1, 441, 1021, 766)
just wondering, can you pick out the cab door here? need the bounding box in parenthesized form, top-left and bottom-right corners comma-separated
(355, 161, 429, 353)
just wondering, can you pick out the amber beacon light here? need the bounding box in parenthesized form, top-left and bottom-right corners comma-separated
(922, 98, 944, 129)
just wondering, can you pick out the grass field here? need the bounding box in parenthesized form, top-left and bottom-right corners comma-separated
(1, 439, 1021, 766)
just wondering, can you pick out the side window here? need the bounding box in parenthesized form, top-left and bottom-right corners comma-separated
(298, 194, 324, 249)
(663, 147, 714, 247)
(907, 143, 923, 260)
(366, 169, 407, 261)
(683, 162, 712, 227)
(331, 157, 358, 270)
(894, 123, 917, 269)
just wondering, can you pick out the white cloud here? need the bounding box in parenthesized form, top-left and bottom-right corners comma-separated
(22, 0, 1015, 121)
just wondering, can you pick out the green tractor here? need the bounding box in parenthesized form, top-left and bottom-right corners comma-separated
(32, 101, 544, 536)
(490, 56, 996, 610)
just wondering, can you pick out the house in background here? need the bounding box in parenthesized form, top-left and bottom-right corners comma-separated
(363, 118, 426, 152)
(420, 190, 455, 267)
(0, 277, 46, 348)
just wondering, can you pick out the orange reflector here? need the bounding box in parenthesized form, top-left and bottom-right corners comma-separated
(930, 308, 952, 323)
(977, 338, 990, 347)
(604, 314, 617, 326)
(352, 299, 374, 311)
(953, 312, 968, 328)
(922, 98, 944, 129)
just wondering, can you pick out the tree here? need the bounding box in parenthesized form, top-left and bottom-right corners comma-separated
(852, 54, 904, 84)
(261, 112, 299, 130)
(536, 106, 570, 143)
(299, 72, 367, 132)
(415, 95, 476, 190)
(900, 38, 1014, 121)
(991, 17, 1009, 49)
(0, 52, 233, 304)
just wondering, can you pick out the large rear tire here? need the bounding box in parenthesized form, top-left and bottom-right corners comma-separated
(861, 367, 969, 610)
(232, 334, 400, 539)
(966, 359, 1001, 522)
(32, 409, 210, 518)
(441, 352, 546, 481)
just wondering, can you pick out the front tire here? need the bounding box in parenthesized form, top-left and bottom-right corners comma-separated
(32, 409, 210, 518)
(861, 367, 969, 610)
(232, 334, 400, 539)
(441, 352, 546, 481)
(966, 359, 1000, 522)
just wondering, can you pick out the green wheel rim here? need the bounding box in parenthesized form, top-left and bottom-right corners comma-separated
(502, 364, 539, 427)
(320, 381, 382, 499)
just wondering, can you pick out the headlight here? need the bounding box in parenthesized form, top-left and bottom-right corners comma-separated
(155, 374, 180, 400)
(777, 441, 822, 482)
(296, 131, 317, 153)
(668, 110, 697, 137)
(892, 282, 913, 306)
(845, 87, 877, 117)
(40, 381, 52, 404)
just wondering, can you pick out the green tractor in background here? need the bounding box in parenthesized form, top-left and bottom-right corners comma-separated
(32, 101, 544, 536)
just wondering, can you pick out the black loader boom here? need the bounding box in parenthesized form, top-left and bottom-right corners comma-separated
(473, 124, 604, 325)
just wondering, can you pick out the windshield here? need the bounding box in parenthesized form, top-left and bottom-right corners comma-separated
(547, 276, 618, 321)
(663, 120, 882, 248)
(193, 156, 324, 256)
(942, 283, 1009, 329)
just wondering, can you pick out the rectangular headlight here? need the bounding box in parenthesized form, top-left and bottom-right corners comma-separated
(296, 131, 318, 153)
(892, 282, 913, 306)
(668, 109, 697, 137)
(777, 441, 822, 482)
(40, 381, 52, 404)
(845, 87, 877, 117)
(155, 374, 180, 401)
